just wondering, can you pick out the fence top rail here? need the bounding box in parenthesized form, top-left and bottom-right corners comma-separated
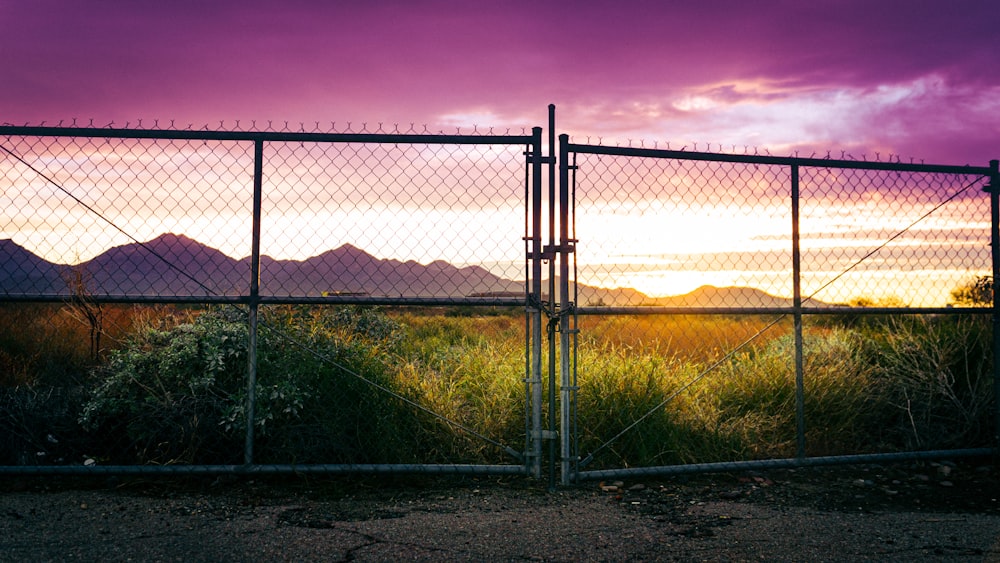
(566, 142, 994, 176)
(0, 125, 536, 146)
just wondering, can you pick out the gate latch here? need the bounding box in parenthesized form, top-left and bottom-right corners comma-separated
(541, 243, 576, 260)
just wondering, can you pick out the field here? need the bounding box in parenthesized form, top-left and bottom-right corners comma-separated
(0, 302, 994, 470)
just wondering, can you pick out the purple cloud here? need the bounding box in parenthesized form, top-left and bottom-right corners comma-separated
(2, 0, 997, 163)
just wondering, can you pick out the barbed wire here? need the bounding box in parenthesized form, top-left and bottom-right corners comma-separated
(567, 135, 931, 165)
(1, 118, 941, 164)
(0, 118, 533, 137)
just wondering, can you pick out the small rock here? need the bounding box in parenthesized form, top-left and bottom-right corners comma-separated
(940, 481, 954, 488)
(719, 490, 742, 500)
(627, 483, 646, 492)
(937, 465, 953, 477)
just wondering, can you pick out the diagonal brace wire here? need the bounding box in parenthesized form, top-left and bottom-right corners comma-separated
(0, 143, 226, 299)
(579, 175, 988, 469)
(1, 141, 524, 464)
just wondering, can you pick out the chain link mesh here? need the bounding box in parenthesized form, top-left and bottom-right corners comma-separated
(800, 168, 989, 306)
(571, 152, 991, 308)
(1, 134, 528, 300)
(0, 127, 533, 470)
(572, 154, 793, 306)
(259, 141, 525, 298)
(1, 135, 255, 296)
(0, 124, 995, 475)
(568, 144, 994, 473)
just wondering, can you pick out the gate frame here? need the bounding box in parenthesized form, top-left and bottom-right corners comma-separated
(0, 124, 547, 478)
(557, 138, 1000, 484)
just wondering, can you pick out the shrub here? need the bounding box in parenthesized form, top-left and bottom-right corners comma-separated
(79, 308, 249, 463)
(78, 306, 410, 464)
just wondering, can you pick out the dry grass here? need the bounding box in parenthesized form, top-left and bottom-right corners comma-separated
(0, 305, 992, 467)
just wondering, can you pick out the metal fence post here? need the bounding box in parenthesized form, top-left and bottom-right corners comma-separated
(791, 164, 805, 459)
(558, 134, 574, 485)
(245, 138, 264, 465)
(989, 159, 1000, 450)
(529, 126, 545, 478)
(547, 105, 558, 490)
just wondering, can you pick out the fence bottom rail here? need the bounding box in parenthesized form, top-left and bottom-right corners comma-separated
(0, 463, 531, 477)
(573, 448, 996, 482)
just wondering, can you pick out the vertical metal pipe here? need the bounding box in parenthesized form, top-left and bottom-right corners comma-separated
(791, 164, 805, 459)
(558, 134, 573, 485)
(245, 138, 264, 465)
(547, 105, 557, 490)
(566, 150, 580, 481)
(523, 141, 532, 473)
(571, 150, 580, 482)
(530, 126, 544, 478)
(989, 159, 1000, 450)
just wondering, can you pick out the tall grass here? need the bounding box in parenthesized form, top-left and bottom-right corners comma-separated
(574, 314, 992, 469)
(857, 315, 993, 449)
(0, 304, 993, 468)
(391, 314, 527, 461)
(578, 314, 788, 363)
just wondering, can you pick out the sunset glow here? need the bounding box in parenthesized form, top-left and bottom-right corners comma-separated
(2, 1, 998, 307)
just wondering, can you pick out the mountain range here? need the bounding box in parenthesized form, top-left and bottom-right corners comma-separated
(0, 233, 804, 308)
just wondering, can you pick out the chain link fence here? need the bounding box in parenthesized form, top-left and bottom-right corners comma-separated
(1, 119, 998, 483)
(563, 141, 998, 482)
(0, 125, 543, 476)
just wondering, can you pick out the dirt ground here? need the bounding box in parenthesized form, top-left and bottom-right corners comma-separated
(4, 460, 1000, 562)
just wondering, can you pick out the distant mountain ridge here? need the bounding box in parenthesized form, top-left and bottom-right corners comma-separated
(651, 285, 798, 308)
(0, 233, 523, 299)
(0, 234, 806, 307)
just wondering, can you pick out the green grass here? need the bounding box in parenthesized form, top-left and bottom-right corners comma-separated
(0, 305, 993, 468)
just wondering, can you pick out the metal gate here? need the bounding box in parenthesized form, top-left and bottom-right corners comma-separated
(0, 123, 552, 478)
(2, 111, 999, 483)
(556, 135, 999, 484)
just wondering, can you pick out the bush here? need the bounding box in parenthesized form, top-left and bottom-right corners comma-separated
(79, 308, 250, 463)
(950, 275, 993, 307)
(79, 306, 410, 464)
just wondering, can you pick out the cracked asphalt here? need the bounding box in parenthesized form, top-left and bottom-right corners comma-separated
(3, 463, 1000, 562)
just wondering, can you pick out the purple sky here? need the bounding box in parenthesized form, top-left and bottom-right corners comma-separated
(3, 0, 998, 164)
